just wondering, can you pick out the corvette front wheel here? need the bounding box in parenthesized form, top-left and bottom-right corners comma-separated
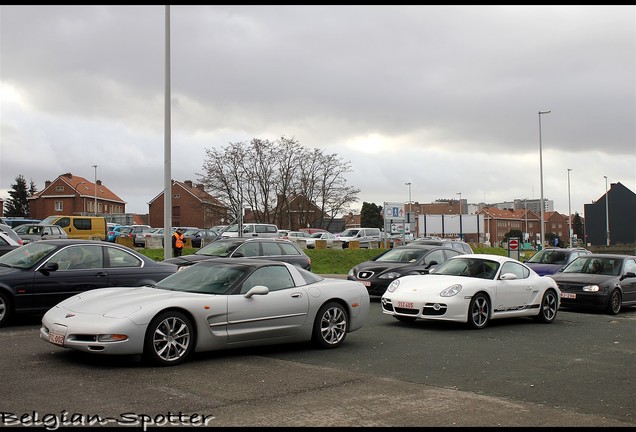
(143, 311, 194, 366)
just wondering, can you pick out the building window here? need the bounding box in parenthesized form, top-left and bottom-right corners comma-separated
(54, 201, 63, 211)
(173, 194, 180, 199)
(55, 186, 64, 191)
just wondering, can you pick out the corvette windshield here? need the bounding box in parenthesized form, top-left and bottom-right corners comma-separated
(156, 263, 248, 294)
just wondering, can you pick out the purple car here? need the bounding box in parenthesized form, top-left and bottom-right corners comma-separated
(524, 247, 591, 276)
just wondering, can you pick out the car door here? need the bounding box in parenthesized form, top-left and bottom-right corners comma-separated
(494, 261, 536, 311)
(226, 265, 309, 344)
(621, 258, 636, 303)
(30, 244, 109, 310)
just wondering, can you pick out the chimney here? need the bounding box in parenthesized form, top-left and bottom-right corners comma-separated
(196, 184, 205, 191)
(96, 180, 102, 186)
(63, 173, 72, 179)
(185, 180, 193, 188)
(45, 180, 51, 188)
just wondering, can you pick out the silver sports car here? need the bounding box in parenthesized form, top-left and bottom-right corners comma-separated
(41, 258, 370, 366)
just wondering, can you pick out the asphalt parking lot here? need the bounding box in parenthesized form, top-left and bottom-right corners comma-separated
(2, 295, 635, 428)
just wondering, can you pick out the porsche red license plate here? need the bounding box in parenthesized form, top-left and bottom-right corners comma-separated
(561, 292, 576, 299)
(49, 332, 65, 346)
(396, 301, 414, 308)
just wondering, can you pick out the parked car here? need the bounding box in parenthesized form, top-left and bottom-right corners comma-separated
(549, 254, 636, 315)
(0, 231, 21, 256)
(139, 227, 176, 247)
(107, 225, 131, 242)
(0, 239, 178, 327)
(163, 237, 311, 270)
(381, 254, 560, 329)
(305, 231, 338, 249)
(338, 227, 382, 249)
(222, 223, 279, 239)
(13, 223, 68, 244)
(524, 247, 592, 276)
(40, 258, 370, 366)
(40, 215, 108, 240)
(348, 245, 467, 296)
(127, 225, 152, 247)
(407, 238, 474, 254)
(0, 223, 24, 246)
(185, 228, 219, 248)
(280, 231, 311, 241)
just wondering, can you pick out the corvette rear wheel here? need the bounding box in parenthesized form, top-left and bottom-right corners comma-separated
(143, 311, 194, 366)
(312, 302, 348, 349)
(468, 293, 490, 329)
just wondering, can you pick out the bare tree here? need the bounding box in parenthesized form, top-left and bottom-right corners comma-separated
(198, 137, 359, 228)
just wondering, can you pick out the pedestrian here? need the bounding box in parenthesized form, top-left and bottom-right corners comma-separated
(172, 228, 185, 257)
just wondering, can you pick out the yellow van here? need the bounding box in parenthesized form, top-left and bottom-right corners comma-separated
(40, 215, 107, 240)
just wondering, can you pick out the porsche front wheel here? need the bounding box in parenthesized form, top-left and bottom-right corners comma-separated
(467, 293, 490, 329)
(143, 311, 194, 366)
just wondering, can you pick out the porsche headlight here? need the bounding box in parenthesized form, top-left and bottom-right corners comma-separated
(387, 279, 401, 292)
(379, 271, 401, 280)
(440, 284, 462, 297)
(582, 285, 600, 292)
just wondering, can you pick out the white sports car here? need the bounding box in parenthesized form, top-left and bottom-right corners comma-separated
(381, 254, 560, 329)
(41, 258, 370, 366)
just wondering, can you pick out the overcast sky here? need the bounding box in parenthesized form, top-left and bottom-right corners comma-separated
(1, 5, 634, 217)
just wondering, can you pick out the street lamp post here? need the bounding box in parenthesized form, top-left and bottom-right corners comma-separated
(404, 182, 412, 242)
(456, 192, 462, 240)
(538, 110, 551, 249)
(92, 164, 98, 216)
(604, 176, 610, 246)
(567, 169, 572, 248)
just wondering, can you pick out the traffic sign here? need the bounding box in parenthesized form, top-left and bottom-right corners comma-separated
(509, 239, 519, 250)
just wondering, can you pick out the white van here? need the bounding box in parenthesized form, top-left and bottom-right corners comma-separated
(221, 223, 279, 238)
(337, 227, 382, 249)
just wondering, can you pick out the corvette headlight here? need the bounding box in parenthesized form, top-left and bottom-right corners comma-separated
(379, 271, 401, 280)
(440, 284, 462, 297)
(582, 285, 600, 292)
(348, 268, 355, 277)
(387, 279, 401, 292)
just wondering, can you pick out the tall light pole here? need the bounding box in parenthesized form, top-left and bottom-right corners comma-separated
(567, 169, 572, 248)
(524, 198, 528, 243)
(404, 182, 412, 241)
(604, 175, 610, 246)
(456, 192, 462, 240)
(92, 164, 98, 216)
(538, 110, 551, 249)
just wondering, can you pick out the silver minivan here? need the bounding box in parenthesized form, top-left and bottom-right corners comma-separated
(221, 223, 279, 238)
(338, 227, 382, 249)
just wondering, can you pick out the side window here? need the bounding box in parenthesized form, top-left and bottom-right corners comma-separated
(235, 242, 260, 257)
(500, 262, 529, 279)
(262, 242, 282, 256)
(73, 218, 91, 230)
(107, 247, 142, 268)
(624, 259, 636, 275)
(241, 266, 294, 293)
(266, 225, 278, 233)
(424, 250, 445, 266)
(255, 225, 267, 233)
(55, 217, 70, 229)
(279, 242, 301, 256)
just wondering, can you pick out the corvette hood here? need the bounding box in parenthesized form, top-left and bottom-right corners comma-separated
(59, 286, 201, 315)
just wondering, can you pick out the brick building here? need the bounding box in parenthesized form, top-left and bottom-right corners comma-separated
(27, 173, 126, 220)
(148, 180, 227, 229)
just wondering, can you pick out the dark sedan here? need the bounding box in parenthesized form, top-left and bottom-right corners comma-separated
(0, 239, 178, 326)
(549, 254, 636, 315)
(347, 245, 466, 296)
(163, 237, 311, 271)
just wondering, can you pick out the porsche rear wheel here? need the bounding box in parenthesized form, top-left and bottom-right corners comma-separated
(312, 302, 348, 349)
(143, 311, 194, 366)
(534, 289, 559, 323)
(468, 293, 490, 329)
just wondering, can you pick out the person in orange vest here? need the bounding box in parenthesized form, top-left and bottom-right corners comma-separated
(172, 228, 185, 257)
